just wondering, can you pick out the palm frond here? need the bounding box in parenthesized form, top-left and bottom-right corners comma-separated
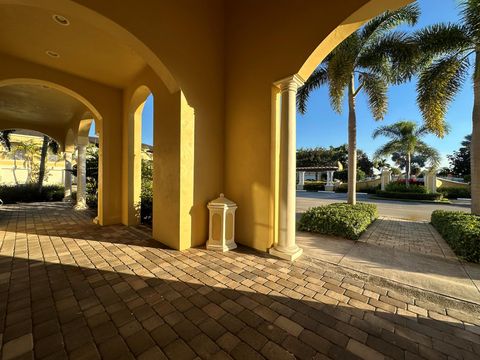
(361, 2, 420, 41)
(372, 123, 406, 139)
(414, 23, 472, 62)
(359, 31, 418, 83)
(373, 139, 403, 160)
(327, 35, 359, 113)
(460, 0, 480, 40)
(361, 73, 388, 120)
(417, 54, 469, 137)
(414, 140, 441, 167)
(296, 66, 328, 114)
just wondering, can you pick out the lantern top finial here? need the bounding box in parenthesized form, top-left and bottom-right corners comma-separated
(208, 193, 237, 208)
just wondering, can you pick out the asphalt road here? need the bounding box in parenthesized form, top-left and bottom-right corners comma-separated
(296, 191, 470, 221)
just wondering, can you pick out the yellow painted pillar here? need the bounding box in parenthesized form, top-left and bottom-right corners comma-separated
(97, 112, 123, 225)
(152, 89, 194, 250)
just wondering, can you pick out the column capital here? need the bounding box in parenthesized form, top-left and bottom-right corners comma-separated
(274, 74, 305, 92)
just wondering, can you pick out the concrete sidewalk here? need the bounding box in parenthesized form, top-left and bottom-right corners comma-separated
(297, 223, 480, 306)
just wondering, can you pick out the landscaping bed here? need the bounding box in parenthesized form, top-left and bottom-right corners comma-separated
(298, 203, 378, 240)
(437, 187, 471, 199)
(375, 182, 443, 201)
(0, 184, 64, 204)
(376, 191, 443, 201)
(303, 181, 325, 192)
(431, 210, 480, 263)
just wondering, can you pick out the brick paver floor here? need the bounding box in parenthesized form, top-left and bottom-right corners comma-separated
(0, 202, 479, 360)
(359, 217, 456, 260)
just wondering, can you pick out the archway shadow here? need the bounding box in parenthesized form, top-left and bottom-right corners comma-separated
(0, 248, 478, 359)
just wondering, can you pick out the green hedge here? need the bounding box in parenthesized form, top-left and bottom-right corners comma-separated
(437, 187, 471, 199)
(376, 191, 443, 201)
(431, 210, 480, 263)
(335, 184, 379, 194)
(385, 182, 426, 193)
(303, 181, 325, 192)
(298, 203, 378, 240)
(0, 184, 64, 204)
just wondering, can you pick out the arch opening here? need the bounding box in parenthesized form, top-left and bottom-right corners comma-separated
(126, 85, 154, 229)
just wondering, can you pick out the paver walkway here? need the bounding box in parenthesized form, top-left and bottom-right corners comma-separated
(359, 217, 456, 260)
(1, 203, 480, 360)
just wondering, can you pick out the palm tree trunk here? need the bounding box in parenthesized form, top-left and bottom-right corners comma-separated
(406, 152, 411, 188)
(347, 75, 357, 205)
(471, 51, 480, 214)
(38, 135, 48, 192)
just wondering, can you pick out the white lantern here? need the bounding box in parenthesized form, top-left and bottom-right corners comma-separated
(207, 193, 237, 252)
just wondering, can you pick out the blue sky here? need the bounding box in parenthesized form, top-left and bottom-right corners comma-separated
(297, 0, 473, 168)
(92, 0, 471, 168)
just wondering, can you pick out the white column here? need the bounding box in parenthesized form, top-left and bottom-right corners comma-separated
(424, 170, 437, 193)
(381, 167, 391, 191)
(297, 171, 305, 190)
(270, 75, 303, 261)
(74, 142, 88, 210)
(325, 171, 335, 191)
(64, 151, 73, 201)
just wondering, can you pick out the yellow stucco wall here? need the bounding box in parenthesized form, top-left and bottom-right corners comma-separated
(437, 178, 470, 189)
(0, 0, 412, 252)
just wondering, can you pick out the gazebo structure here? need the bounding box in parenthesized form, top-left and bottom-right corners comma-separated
(297, 165, 341, 191)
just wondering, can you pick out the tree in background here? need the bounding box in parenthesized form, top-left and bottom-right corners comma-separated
(391, 152, 428, 172)
(297, 4, 419, 204)
(373, 121, 441, 185)
(413, 0, 480, 212)
(373, 158, 390, 172)
(296, 145, 347, 168)
(12, 141, 40, 184)
(357, 150, 374, 176)
(297, 145, 373, 177)
(38, 135, 59, 192)
(447, 134, 471, 181)
(0, 130, 14, 152)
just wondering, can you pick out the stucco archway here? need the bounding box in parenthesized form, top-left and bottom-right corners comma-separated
(269, 0, 413, 260)
(0, 0, 179, 94)
(125, 85, 153, 226)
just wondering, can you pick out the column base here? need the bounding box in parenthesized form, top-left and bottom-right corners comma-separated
(296, 185, 304, 190)
(206, 240, 237, 252)
(269, 246, 303, 261)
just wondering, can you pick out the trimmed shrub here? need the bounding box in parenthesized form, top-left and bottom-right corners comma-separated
(385, 182, 426, 193)
(335, 184, 348, 193)
(298, 203, 378, 240)
(431, 210, 480, 263)
(438, 187, 471, 199)
(0, 184, 64, 204)
(303, 181, 325, 192)
(376, 191, 443, 201)
(334, 184, 379, 194)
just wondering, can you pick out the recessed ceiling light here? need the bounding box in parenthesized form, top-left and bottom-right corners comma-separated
(46, 50, 60, 58)
(52, 14, 70, 26)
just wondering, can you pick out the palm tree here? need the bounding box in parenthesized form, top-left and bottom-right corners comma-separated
(297, 3, 419, 204)
(372, 121, 441, 185)
(413, 0, 480, 212)
(38, 135, 59, 191)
